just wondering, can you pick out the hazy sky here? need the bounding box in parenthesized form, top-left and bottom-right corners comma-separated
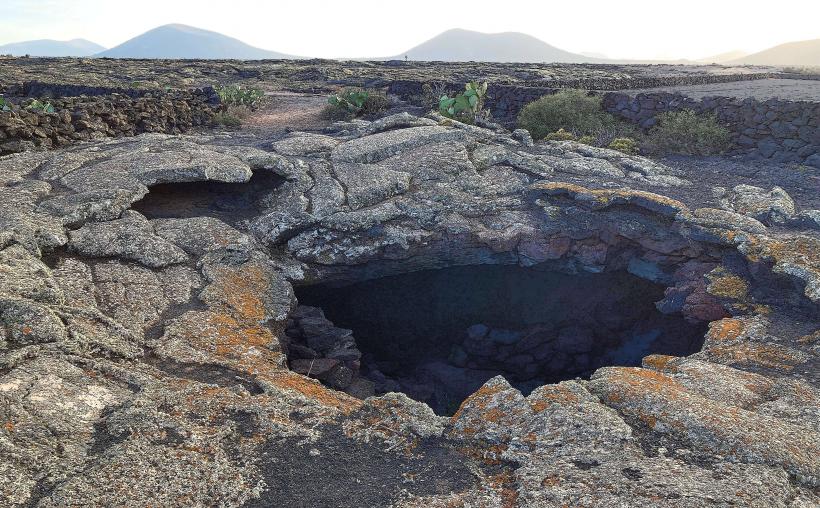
(3, 0, 819, 59)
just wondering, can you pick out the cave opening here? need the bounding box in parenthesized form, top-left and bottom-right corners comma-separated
(289, 264, 708, 415)
(131, 170, 283, 223)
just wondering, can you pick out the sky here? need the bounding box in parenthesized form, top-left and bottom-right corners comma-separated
(3, 0, 819, 60)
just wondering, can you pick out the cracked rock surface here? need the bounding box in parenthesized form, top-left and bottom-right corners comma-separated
(0, 114, 818, 507)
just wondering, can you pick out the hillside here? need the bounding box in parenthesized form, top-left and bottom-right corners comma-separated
(395, 28, 599, 63)
(96, 24, 295, 59)
(729, 38, 820, 66)
(0, 38, 105, 57)
(695, 50, 748, 64)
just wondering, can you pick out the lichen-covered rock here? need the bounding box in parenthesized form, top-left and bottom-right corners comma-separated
(0, 116, 818, 506)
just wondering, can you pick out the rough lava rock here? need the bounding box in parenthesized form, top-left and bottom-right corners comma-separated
(0, 116, 818, 507)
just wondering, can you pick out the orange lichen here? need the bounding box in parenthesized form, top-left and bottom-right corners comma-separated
(541, 475, 560, 487)
(207, 265, 269, 322)
(486, 471, 519, 508)
(3, 421, 14, 432)
(450, 382, 506, 422)
(706, 319, 746, 342)
(642, 354, 678, 372)
(797, 330, 820, 345)
(706, 343, 804, 372)
(707, 273, 749, 300)
(267, 371, 361, 413)
(528, 385, 581, 412)
(531, 182, 688, 214)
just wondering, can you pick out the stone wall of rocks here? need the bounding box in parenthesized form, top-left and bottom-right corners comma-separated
(388, 79, 820, 166)
(0, 87, 220, 155)
(603, 92, 820, 166)
(1, 80, 144, 99)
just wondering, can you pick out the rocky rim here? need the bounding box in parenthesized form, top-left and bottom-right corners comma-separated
(0, 111, 818, 506)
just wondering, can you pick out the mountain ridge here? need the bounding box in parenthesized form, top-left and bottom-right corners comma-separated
(96, 23, 296, 60)
(0, 38, 105, 57)
(728, 38, 820, 66)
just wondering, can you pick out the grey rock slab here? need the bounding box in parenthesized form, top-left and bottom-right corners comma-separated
(92, 261, 171, 334)
(331, 126, 468, 164)
(0, 187, 67, 254)
(68, 211, 188, 268)
(727, 184, 796, 224)
(37, 187, 147, 228)
(153, 217, 250, 257)
(363, 113, 438, 135)
(0, 297, 66, 347)
(0, 244, 62, 304)
(61, 145, 253, 193)
(307, 161, 346, 217)
(681, 208, 768, 235)
(271, 133, 340, 156)
(332, 162, 411, 210)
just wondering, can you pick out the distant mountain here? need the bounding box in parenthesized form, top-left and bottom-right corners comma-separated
(394, 29, 600, 63)
(695, 50, 748, 64)
(728, 39, 820, 66)
(96, 24, 295, 59)
(0, 38, 105, 57)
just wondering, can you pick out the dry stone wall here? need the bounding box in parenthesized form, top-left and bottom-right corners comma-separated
(603, 92, 820, 166)
(0, 87, 220, 155)
(389, 79, 820, 166)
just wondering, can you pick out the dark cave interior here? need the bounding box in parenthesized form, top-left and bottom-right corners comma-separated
(293, 264, 707, 415)
(131, 171, 282, 223)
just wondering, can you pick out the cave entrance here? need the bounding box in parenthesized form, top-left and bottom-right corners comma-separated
(290, 264, 707, 415)
(131, 170, 283, 224)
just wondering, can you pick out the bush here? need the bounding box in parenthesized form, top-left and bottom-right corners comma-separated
(439, 81, 488, 124)
(323, 88, 389, 120)
(577, 135, 596, 145)
(0, 98, 11, 112)
(419, 82, 448, 110)
(360, 92, 390, 117)
(608, 137, 639, 155)
(212, 105, 252, 128)
(213, 112, 242, 127)
(517, 89, 617, 140)
(543, 128, 576, 141)
(644, 110, 731, 156)
(25, 99, 55, 113)
(215, 85, 264, 108)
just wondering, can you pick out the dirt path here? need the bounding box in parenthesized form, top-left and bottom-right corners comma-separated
(242, 92, 330, 137)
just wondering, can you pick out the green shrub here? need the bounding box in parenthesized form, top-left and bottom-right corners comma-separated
(320, 103, 356, 121)
(360, 91, 390, 117)
(215, 85, 264, 108)
(328, 89, 369, 114)
(213, 112, 242, 127)
(543, 128, 576, 141)
(577, 135, 596, 145)
(419, 82, 448, 110)
(25, 99, 55, 114)
(439, 81, 488, 124)
(324, 88, 389, 120)
(645, 110, 731, 156)
(608, 137, 639, 155)
(0, 98, 11, 112)
(212, 105, 251, 128)
(517, 89, 617, 140)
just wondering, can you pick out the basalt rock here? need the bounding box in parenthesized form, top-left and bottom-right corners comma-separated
(0, 115, 818, 507)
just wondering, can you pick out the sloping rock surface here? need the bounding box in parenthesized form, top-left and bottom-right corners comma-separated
(0, 117, 818, 507)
